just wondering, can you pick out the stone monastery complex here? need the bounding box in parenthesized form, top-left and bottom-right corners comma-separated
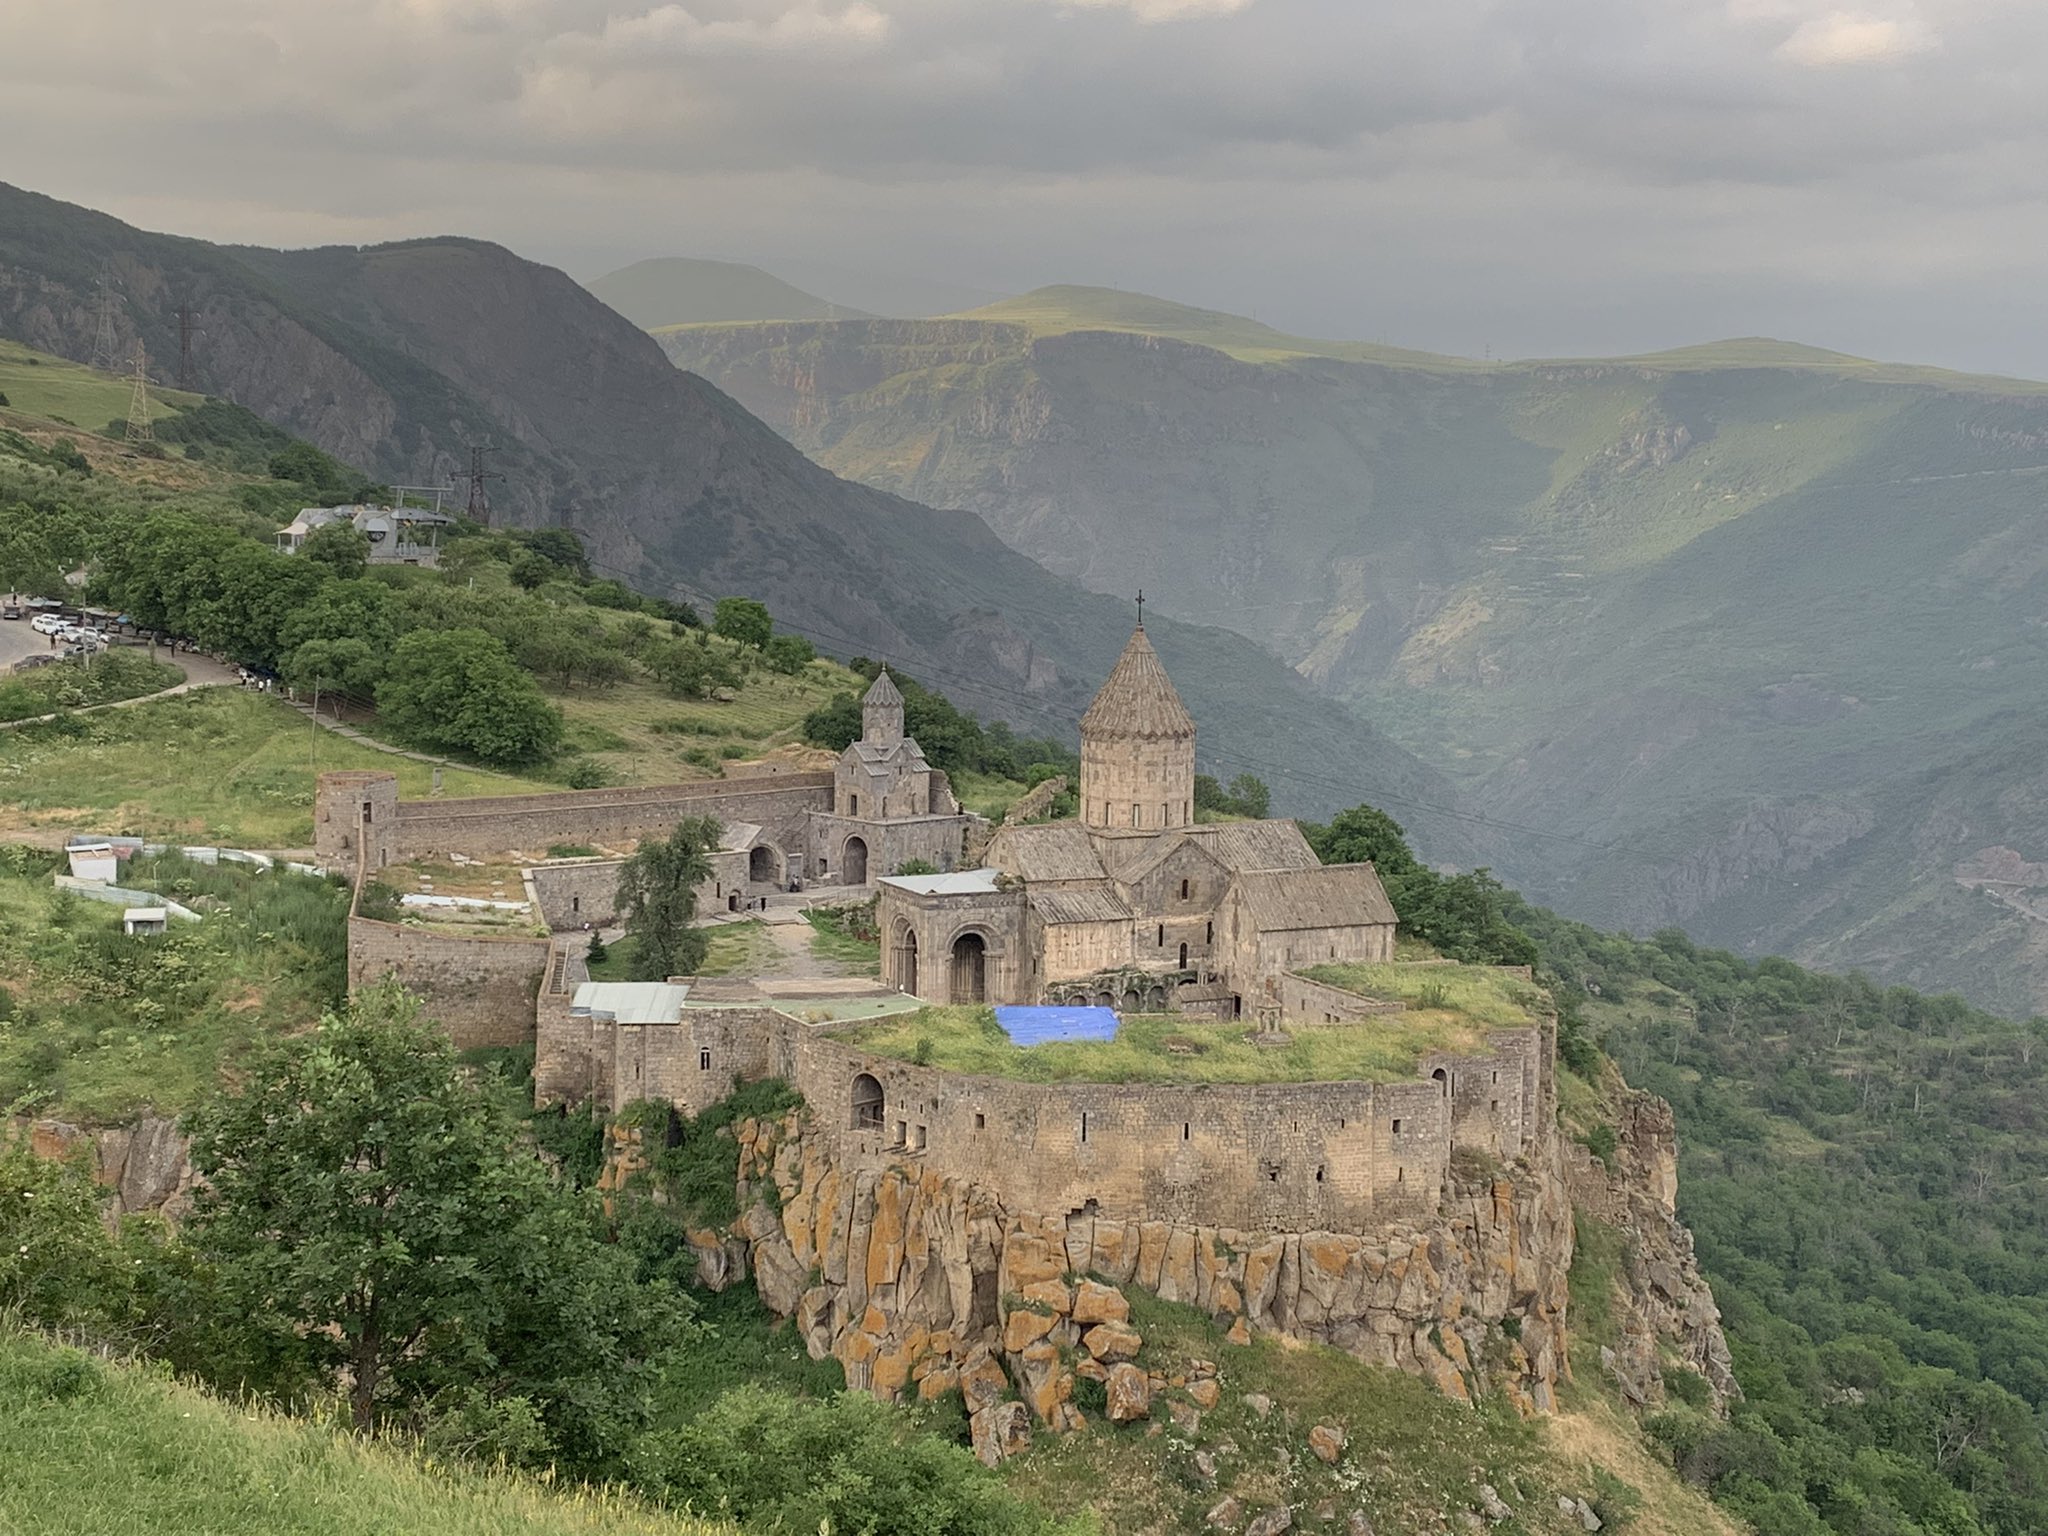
(318, 622, 1747, 1434)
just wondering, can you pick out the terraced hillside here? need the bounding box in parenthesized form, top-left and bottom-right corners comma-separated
(661, 290, 2048, 1013)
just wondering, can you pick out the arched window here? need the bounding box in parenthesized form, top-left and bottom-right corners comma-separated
(1205, 921, 1213, 945)
(1178, 941, 1188, 968)
(1179, 878, 1190, 900)
(849, 792, 859, 816)
(1157, 924, 1165, 946)
(1131, 803, 1141, 827)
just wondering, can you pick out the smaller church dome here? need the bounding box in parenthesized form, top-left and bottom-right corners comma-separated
(863, 668, 904, 709)
(1081, 627, 1195, 741)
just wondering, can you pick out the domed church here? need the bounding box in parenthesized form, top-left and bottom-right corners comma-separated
(876, 622, 1397, 1016)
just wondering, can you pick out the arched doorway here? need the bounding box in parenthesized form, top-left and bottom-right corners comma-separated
(951, 933, 987, 1004)
(843, 836, 869, 886)
(1432, 1067, 1449, 1095)
(1121, 989, 1140, 1013)
(1094, 991, 1115, 1009)
(852, 1072, 885, 1130)
(749, 844, 779, 884)
(893, 925, 919, 996)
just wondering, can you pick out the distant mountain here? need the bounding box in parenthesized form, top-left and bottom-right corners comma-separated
(0, 183, 1479, 863)
(761, 258, 1005, 320)
(659, 285, 2048, 1014)
(586, 257, 870, 328)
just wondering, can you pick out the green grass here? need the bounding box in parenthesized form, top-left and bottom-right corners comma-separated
(653, 1285, 845, 1426)
(1299, 961, 1543, 1027)
(695, 921, 779, 977)
(803, 909, 880, 975)
(828, 1005, 1491, 1085)
(0, 337, 204, 433)
(0, 1331, 729, 1536)
(0, 652, 183, 722)
(0, 690, 550, 848)
(0, 852, 349, 1123)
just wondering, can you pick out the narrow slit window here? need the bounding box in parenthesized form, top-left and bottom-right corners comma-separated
(1182, 1121, 1190, 1141)
(1391, 1118, 1403, 1135)
(698, 1048, 711, 1071)
(1080, 1111, 1089, 1143)
(975, 1111, 986, 1130)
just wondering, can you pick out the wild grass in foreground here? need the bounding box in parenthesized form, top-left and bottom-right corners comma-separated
(0, 1332, 729, 1536)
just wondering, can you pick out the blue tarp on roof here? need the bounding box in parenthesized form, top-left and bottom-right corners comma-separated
(994, 1005, 1120, 1047)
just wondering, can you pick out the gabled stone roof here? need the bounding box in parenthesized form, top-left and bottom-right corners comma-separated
(988, 822, 1109, 883)
(1192, 820, 1321, 874)
(1232, 863, 1397, 931)
(1080, 626, 1195, 741)
(1030, 885, 1134, 926)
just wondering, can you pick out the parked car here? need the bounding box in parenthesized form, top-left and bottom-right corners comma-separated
(1, 606, 21, 620)
(30, 613, 64, 635)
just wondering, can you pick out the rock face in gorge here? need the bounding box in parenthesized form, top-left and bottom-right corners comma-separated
(645, 1099, 1731, 1461)
(20, 1116, 196, 1219)
(0, 182, 1476, 846)
(661, 300, 2048, 1015)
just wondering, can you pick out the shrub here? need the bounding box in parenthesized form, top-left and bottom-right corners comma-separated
(629, 1384, 1050, 1536)
(1583, 1122, 1619, 1170)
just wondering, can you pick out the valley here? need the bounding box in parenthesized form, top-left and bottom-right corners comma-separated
(658, 291, 2048, 1013)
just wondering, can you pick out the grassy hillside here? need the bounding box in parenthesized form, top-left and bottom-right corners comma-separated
(661, 299, 2048, 1014)
(0, 1333, 729, 1536)
(591, 257, 871, 329)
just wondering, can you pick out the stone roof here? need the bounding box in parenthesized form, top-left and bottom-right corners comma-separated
(1080, 626, 1195, 741)
(715, 820, 765, 852)
(1191, 820, 1322, 874)
(988, 822, 1109, 883)
(863, 668, 903, 709)
(849, 738, 929, 770)
(1030, 885, 1133, 926)
(1232, 863, 1397, 931)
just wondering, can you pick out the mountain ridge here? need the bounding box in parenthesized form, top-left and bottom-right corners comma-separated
(0, 181, 1479, 865)
(656, 297, 2048, 1013)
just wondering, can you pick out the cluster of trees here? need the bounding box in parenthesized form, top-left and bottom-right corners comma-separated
(0, 987, 1065, 1534)
(1303, 804, 1539, 968)
(801, 659, 1078, 784)
(1194, 772, 1271, 819)
(1512, 901, 2048, 1536)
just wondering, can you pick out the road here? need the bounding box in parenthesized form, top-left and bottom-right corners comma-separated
(0, 598, 50, 671)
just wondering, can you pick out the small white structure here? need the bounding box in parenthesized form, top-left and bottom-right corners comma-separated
(67, 842, 117, 883)
(275, 505, 455, 567)
(122, 907, 169, 936)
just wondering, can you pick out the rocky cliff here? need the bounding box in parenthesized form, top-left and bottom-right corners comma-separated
(18, 1115, 195, 1219)
(640, 1094, 1731, 1464)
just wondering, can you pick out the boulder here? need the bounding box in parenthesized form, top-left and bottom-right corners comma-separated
(1083, 1321, 1143, 1362)
(1105, 1362, 1152, 1423)
(1072, 1279, 1130, 1326)
(1307, 1423, 1346, 1464)
(1477, 1484, 1512, 1523)
(1245, 1509, 1294, 1536)
(1346, 1515, 1377, 1536)
(959, 1349, 1009, 1413)
(1189, 1377, 1221, 1409)
(1205, 1496, 1244, 1530)
(1243, 1392, 1273, 1418)
(1004, 1308, 1057, 1352)
(971, 1401, 1032, 1467)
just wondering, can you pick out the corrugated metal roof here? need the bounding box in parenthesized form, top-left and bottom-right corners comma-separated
(989, 823, 1108, 883)
(1079, 626, 1195, 740)
(571, 981, 690, 1024)
(1234, 863, 1397, 931)
(1030, 885, 1133, 926)
(881, 869, 1003, 895)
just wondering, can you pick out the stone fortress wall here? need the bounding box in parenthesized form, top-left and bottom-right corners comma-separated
(547, 993, 1549, 1236)
(346, 914, 550, 1050)
(315, 770, 835, 878)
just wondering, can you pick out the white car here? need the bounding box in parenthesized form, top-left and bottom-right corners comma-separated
(30, 613, 65, 635)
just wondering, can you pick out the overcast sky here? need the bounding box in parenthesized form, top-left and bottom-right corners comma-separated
(6, 0, 2047, 374)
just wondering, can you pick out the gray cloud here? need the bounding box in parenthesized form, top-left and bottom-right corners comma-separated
(4, 0, 2047, 374)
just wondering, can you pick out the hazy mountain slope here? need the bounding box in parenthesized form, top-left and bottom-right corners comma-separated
(660, 295, 2048, 1011)
(0, 183, 1476, 860)
(588, 257, 871, 328)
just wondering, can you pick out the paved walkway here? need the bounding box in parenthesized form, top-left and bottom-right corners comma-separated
(0, 649, 241, 733)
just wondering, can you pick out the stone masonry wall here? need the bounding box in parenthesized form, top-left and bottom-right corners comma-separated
(346, 916, 549, 1050)
(552, 1001, 1548, 1232)
(397, 778, 830, 862)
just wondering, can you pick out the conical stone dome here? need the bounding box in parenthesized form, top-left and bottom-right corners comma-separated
(1079, 626, 1196, 833)
(1081, 626, 1194, 741)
